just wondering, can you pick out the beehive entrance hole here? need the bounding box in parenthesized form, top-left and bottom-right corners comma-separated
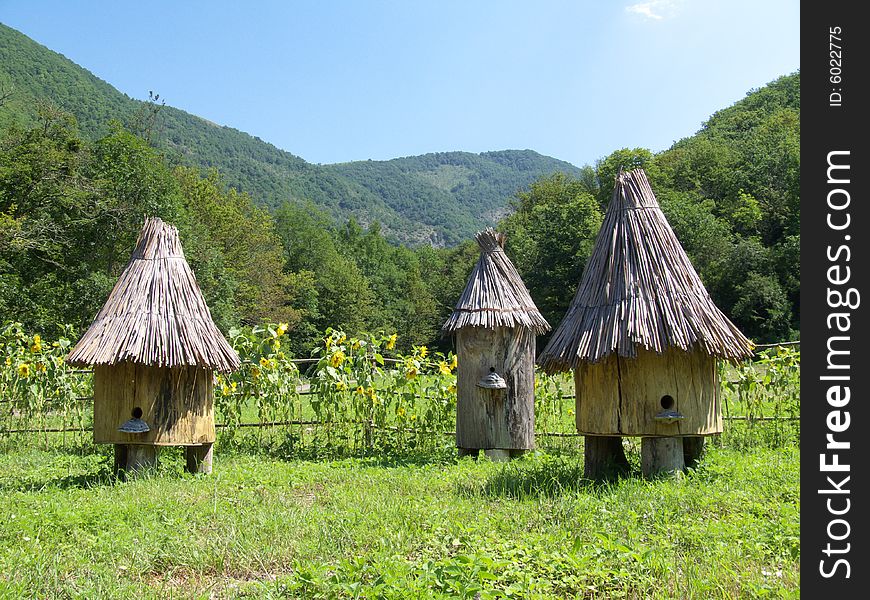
(660, 395, 674, 409)
(131, 406, 143, 419)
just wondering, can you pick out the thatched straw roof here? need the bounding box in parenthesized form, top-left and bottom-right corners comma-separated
(67, 217, 241, 372)
(538, 169, 753, 373)
(442, 228, 550, 335)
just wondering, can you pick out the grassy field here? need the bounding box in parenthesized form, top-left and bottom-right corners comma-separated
(0, 439, 799, 599)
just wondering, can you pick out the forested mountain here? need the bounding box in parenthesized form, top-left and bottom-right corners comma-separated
(0, 23, 582, 245)
(1, 20, 799, 346)
(327, 151, 584, 245)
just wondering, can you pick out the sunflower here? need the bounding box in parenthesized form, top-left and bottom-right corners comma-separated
(18, 363, 30, 378)
(334, 381, 347, 391)
(417, 346, 428, 359)
(438, 361, 451, 376)
(276, 322, 288, 337)
(330, 351, 346, 368)
(385, 333, 397, 350)
(449, 355, 458, 370)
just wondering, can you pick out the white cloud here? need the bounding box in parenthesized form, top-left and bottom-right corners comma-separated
(626, 0, 681, 21)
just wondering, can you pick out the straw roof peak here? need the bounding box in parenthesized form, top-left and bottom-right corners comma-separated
(442, 228, 550, 335)
(67, 216, 241, 372)
(538, 168, 753, 373)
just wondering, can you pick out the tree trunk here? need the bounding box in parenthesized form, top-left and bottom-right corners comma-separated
(641, 437, 684, 477)
(583, 436, 630, 479)
(113, 444, 128, 479)
(483, 449, 511, 462)
(117, 444, 158, 479)
(682, 436, 705, 469)
(185, 443, 214, 474)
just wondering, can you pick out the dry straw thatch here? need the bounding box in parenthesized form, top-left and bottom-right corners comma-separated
(538, 168, 753, 373)
(442, 228, 550, 335)
(67, 217, 240, 372)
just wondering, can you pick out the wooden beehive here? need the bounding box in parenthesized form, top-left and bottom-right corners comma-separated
(573, 347, 721, 437)
(68, 217, 240, 476)
(443, 229, 549, 459)
(455, 327, 536, 454)
(539, 169, 753, 477)
(93, 364, 215, 446)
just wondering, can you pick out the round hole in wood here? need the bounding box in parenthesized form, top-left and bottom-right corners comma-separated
(132, 406, 143, 419)
(660, 395, 674, 409)
(489, 367, 495, 372)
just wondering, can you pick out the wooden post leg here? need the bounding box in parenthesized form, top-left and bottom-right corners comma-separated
(458, 448, 479, 459)
(185, 443, 213, 474)
(583, 436, 630, 479)
(125, 444, 158, 476)
(113, 444, 128, 480)
(484, 449, 511, 462)
(641, 437, 685, 477)
(682, 436, 705, 469)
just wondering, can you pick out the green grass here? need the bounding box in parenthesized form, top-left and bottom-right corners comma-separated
(0, 442, 799, 599)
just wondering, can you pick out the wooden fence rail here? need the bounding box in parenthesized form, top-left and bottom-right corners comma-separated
(0, 413, 800, 436)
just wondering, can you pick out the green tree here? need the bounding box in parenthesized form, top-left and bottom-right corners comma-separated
(174, 167, 294, 329)
(337, 219, 440, 347)
(499, 173, 602, 329)
(274, 202, 377, 343)
(594, 148, 655, 207)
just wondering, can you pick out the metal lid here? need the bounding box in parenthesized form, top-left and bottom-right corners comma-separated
(477, 370, 507, 389)
(118, 417, 150, 433)
(653, 409, 684, 424)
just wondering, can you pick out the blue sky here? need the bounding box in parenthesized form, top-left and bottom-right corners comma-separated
(1, 0, 799, 167)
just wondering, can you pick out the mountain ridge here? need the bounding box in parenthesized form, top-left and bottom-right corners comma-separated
(0, 23, 583, 246)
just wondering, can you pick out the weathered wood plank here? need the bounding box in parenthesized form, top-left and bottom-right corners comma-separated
(574, 347, 721, 436)
(575, 357, 620, 434)
(94, 364, 214, 445)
